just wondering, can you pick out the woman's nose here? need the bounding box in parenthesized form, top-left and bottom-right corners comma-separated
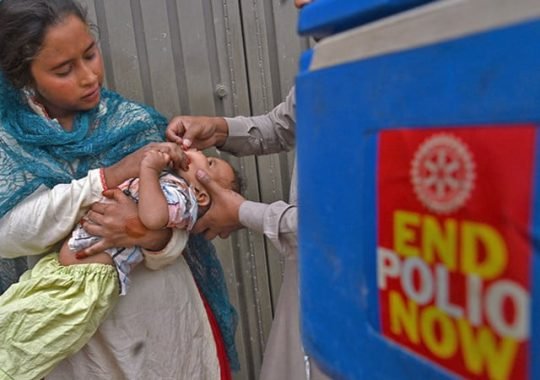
(79, 63, 98, 86)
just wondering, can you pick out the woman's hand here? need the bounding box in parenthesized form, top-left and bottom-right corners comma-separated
(76, 189, 172, 258)
(103, 142, 190, 188)
(166, 116, 229, 150)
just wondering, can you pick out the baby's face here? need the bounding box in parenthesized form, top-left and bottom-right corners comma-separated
(180, 150, 235, 191)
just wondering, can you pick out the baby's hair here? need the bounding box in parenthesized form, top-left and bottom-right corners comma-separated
(230, 166, 245, 196)
(0, 0, 92, 89)
(211, 151, 245, 195)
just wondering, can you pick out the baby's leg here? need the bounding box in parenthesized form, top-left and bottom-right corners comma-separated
(58, 240, 113, 266)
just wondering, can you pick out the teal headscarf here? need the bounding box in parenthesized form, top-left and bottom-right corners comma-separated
(0, 73, 239, 369)
(0, 73, 166, 217)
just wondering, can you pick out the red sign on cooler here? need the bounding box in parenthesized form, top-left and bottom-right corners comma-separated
(377, 126, 535, 380)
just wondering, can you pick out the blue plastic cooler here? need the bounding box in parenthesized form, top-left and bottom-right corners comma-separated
(296, 0, 540, 379)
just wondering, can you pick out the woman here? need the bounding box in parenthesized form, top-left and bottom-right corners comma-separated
(0, 0, 237, 378)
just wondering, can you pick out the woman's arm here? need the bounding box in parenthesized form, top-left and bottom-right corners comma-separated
(0, 169, 104, 258)
(103, 141, 190, 188)
(0, 143, 187, 259)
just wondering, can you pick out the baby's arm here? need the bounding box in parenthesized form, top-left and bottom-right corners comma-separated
(138, 150, 171, 230)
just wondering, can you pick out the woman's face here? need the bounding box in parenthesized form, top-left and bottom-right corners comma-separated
(30, 14, 104, 121)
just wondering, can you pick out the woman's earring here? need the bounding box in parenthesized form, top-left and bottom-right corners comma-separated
(23, 86, 36, 98)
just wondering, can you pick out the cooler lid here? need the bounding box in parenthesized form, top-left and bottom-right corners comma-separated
(298, 0, 437, 38)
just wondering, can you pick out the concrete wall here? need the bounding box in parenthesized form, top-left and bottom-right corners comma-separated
(79, 1, 308, 378)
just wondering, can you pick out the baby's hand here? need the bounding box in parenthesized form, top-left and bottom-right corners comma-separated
(141, 150, 172, 172)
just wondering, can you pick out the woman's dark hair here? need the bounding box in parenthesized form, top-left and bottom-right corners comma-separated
(0, 0, 90, 89)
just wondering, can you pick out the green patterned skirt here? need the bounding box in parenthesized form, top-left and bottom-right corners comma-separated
(0, 253, 118, 380)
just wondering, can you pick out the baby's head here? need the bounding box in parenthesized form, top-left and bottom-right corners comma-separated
(179, 150, 243, 214)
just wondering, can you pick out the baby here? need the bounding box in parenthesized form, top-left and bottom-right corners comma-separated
(59, 148, 240, 295)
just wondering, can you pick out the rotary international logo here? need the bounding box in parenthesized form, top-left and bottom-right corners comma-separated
(410, 133, 475, 214)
